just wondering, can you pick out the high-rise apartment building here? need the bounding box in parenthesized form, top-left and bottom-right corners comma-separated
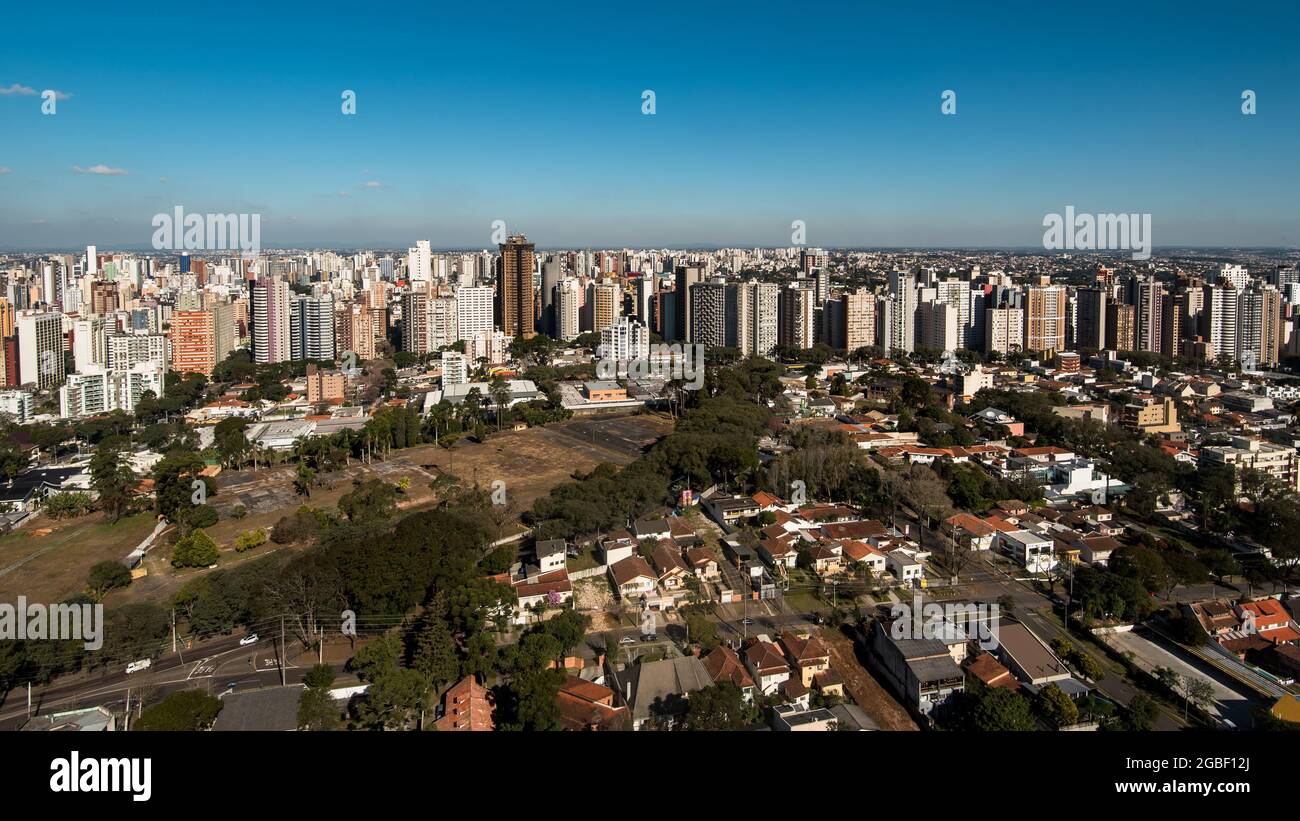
(984, 307, 1024, 355)
(170, 310, 217, 377)
(251, 278, 292, 364)
(455, 285, 494, 344)
(497, 234, 536, 339)
(1025, 283, 1067, 353)
(17, 310, 64, 390)
(1074, 286, 1108, 350)
(401, 292, 430, 354)
(673, 265, 704, 342)
(779, 283, 817, 350)
(749, 281, 780, 357)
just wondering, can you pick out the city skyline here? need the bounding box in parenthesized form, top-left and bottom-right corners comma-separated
(2, 1, 1299, 249)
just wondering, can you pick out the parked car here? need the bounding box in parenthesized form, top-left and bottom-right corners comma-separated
(618, 636, 635, 645)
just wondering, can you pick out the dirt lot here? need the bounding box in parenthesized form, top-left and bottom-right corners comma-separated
(0, 512, 158, 605)
(819, 626, 919, 731)
(47, 413, 673, 609)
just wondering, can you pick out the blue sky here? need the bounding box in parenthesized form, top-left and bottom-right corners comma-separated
(1, 0, 1297, 250)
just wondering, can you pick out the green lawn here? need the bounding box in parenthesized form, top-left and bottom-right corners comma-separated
(0, 512, 158, 603)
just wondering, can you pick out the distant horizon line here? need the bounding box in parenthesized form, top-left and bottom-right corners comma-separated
(2, 245, 1297, 255)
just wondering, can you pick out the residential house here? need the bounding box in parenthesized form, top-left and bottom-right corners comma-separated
(780, 632, 831, 688)
(804, 541, 845, 576)
(840, 540, 887, 575)
(1075, 535, 1121, 567)
(632, 518, 671, 541)
(600, 530, 637, 565)
(947, 512, 996, 551)
(608, 556, 657, 600)
(771, 703, 838, 731)
(886, 548, 925, 585)
(555, 675, 628, 731)
(700, 645, 757, 702)
(650, 540, 690, 591)
(758, 537, 799, 570)
(997, 529, 1057, 574)
(743, 637, 793, 696)
(534, 539, 567, 574)
(607, 656, 712, 730)
(963, 652, 1019, 690)
(683, 547, 720, 581)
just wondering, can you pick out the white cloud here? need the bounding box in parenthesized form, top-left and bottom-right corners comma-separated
(0, 84, 36, 96)
(362, 180, 382, 188)
(0, 167, 11, 174)
(46, 89, 72, 101)
(71, 164, 128, 176)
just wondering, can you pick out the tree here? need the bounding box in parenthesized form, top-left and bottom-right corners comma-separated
(410, 616, 459, 692)
(234, 528, 268, 552)
(298, 664, 341, 731)
(969, 685, 1037, 731)
(1110, 544, 1174, 596)
(1185, 678, 1215, 716)
(349, 634, 402, 683)
(1122, 692, 1159, 731)
(337, 479, 398, 524)
(171, 529, 219, 568)
(354, 667, 433, 730)
(133, 689, 223, 731)
(181, 503, 219, 531)
(682, 608, 721, 652)
(213, 417, 251, 468)
(489, 377, 511, 432)
(680, 682, 751, 730)
(298, 687, 341, 731)
(153, 450, 211, 522)
(1036, 682, 1079, 727)
(86, 560, 132, 599)
(294, 462, 316, 497)
(90, 442, 136, 523)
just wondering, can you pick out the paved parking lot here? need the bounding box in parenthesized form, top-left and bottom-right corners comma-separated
(1103, 628, 1256, 726)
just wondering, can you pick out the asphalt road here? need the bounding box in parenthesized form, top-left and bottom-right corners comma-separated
(0, 631, 355, 730)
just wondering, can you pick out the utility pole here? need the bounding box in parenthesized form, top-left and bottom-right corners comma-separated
(318, 625, 324, 665)
(171, 609, 177, 654)
(123, 689, 130, 731)
(279, 615, 287, 687)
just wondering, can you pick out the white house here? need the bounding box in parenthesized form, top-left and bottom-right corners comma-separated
(887, 548, 925, 584)
(998, 529, 1057, 574)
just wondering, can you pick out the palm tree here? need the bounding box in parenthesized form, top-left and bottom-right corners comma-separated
(488, 378, 511, 432)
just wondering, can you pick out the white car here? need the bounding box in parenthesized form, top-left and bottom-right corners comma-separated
(618, 637, 635, 645)
(125, 659, 151, 674)
(239, 633, 259, 646)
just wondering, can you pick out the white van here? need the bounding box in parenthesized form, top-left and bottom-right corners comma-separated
(125, 659, 152, 674)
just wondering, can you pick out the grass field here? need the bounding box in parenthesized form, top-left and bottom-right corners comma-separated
(0, 512, 158, 605)
(0, 413, 676, 611)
